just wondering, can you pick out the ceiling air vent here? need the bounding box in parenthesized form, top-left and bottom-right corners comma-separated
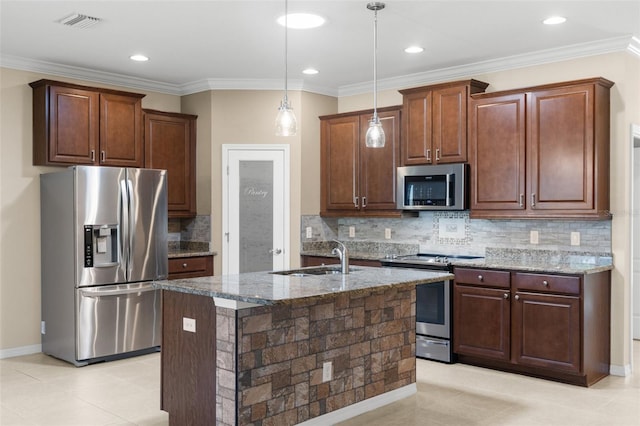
(57, 13, 101, 29)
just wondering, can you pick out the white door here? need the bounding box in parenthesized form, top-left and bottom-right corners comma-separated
(222, 145, 290, 275)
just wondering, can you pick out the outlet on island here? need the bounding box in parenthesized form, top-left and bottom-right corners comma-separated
(322, 361, 332, 382)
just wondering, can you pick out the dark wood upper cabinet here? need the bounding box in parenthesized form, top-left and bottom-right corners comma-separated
(320, 106, 402, 217)
(469, 77, 613, 219)
(30, 79, 144, 167)
(399, 80, 489, 165)
(143, 109, 197, 218)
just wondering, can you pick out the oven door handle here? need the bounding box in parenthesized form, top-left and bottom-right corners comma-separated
(422, 339, 449, 346)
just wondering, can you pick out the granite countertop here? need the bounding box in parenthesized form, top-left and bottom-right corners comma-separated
(168, 248, 217, 258)
(301, 243, 613, 275)
(154, 266, 453, 305)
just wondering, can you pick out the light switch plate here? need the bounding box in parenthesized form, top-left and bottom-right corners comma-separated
(571, 232, 580, 246)
(183, 317, 196, 333)
(349, 226, 355, 238)
(385, 228, 391, 239)
(530, 230, 539, 244)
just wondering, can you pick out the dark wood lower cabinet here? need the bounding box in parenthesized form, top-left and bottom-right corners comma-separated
(161, 290, 216, 425)
(453, 267, 611, 386)
(454, 285, 510, 362)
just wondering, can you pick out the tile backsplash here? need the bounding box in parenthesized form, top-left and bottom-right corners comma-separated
(168, 215, 211, 251)
(301, 212, 612, 256)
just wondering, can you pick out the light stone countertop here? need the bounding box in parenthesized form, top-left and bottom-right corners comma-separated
(154, 266, 453, 305)
(168, 249, 216, 258)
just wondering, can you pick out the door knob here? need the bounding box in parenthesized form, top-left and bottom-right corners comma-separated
(269, 248, 282, 255)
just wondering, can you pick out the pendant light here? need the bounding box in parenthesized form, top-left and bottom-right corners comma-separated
(365, 2, 385, 148)
(275, 0, 297, 136)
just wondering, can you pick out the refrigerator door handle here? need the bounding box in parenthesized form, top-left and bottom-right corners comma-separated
(79, 283, 156, 298)
(120, 179, 130, 275)
(126, 178, 135, 275)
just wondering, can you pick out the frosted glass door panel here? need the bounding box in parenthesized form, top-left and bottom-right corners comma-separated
(239, 161, 273, 273)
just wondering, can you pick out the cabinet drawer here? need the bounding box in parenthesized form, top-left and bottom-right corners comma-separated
(454, 268, 510, 289)
(168, 256, 213, 279)
(513, 273, 580, 295)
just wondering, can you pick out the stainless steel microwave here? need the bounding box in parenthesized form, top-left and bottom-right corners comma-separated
(396, 163, 468, 210)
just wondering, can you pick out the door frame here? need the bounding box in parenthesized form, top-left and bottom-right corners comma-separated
(631, 124, 640, 352)
(221, 144, 290, 275)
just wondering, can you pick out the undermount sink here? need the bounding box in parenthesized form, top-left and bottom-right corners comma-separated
(271, 266, 356, 277)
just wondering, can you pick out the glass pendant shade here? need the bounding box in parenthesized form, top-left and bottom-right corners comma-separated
(365, 115, 385, 148)
(275, 98, 297, 136)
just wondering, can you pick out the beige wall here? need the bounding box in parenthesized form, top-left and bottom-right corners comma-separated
(339, 51, 640, 370)
(0, 68, 181, 352)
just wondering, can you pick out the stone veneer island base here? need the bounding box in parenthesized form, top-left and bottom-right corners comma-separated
(156, 266, 453, 425)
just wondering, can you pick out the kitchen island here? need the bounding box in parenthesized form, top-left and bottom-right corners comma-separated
(154, 266, 452, 426)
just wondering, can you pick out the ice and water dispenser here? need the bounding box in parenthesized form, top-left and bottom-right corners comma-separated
(83, 225, 119, 267)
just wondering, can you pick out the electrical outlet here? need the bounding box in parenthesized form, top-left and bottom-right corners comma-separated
(530, 230, 539, 244)
(571, 231, 580, 246)
(385, 228, 391, 239)
(349, 226, 355, 238)
(41, 321, 46, 335)
(183, 317, 196, 333)
(322, 361, 332, 382)
(306, 226, 313, 239)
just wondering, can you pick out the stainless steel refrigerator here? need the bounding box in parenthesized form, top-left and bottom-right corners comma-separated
(40, 166, 167, 366)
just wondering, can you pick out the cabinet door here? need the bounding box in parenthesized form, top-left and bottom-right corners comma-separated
(321, 115, 360, 211)
(453, 284, 510, 361)
(144, 111, 197, 217)
(47, 85, 99, 165)
(359, 109, 400, 210)
(469, 94, 526, 213)
(511, 291, 581, 373)
(99, 93, 143, 167)
(401, 90, 432, 165)
(432, 85, 468, 163)
(528, 84, 594, 211)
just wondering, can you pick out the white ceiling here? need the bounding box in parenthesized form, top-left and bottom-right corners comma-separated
(1, 1, 639, 96)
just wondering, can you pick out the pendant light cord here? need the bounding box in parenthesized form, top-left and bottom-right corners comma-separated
(284, 0, 289, 103)
(372, 8, 378, 121)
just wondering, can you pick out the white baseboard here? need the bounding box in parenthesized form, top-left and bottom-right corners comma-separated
(0, 344, 42, 359)
(610, 363, 632, 377)
(298, 383, 417, 426)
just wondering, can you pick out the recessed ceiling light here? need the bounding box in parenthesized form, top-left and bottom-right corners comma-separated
(543, 16, 567, 25)
(404, 46, 424, 54)
(302, 68, 319, 75)
(130, 54, 149, 62)
(277, 13, 325, 29)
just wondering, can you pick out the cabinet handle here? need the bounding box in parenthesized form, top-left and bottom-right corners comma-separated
(542, 280, 549, 286)
(519, 194, 524, 207)
(354, 196, 359, 208)
(515, 294, 520, 300)
(436, 149, 440, 161)
(477, 275, 483, 282)
(90, 150, 95, 162)
(531, 193, 536, 206)
(182, 263, 188, 268)
(362, 196, 367, 208)
(100, 151, 106, 163)
(503, 293, 509, 299)
(426, 149, 432, 162)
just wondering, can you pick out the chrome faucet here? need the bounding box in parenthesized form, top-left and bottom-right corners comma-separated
(331, 240, 349, 274)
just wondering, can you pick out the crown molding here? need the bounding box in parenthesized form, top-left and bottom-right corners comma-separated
(1, 34, 635, 98)
(338, 35, 636, 97)
(0, 54, 183, 95)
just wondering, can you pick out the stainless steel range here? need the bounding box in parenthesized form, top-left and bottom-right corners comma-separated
(380, 253, 483, 363)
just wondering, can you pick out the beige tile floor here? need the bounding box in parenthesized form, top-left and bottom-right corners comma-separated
(1, 342, 638, 426)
